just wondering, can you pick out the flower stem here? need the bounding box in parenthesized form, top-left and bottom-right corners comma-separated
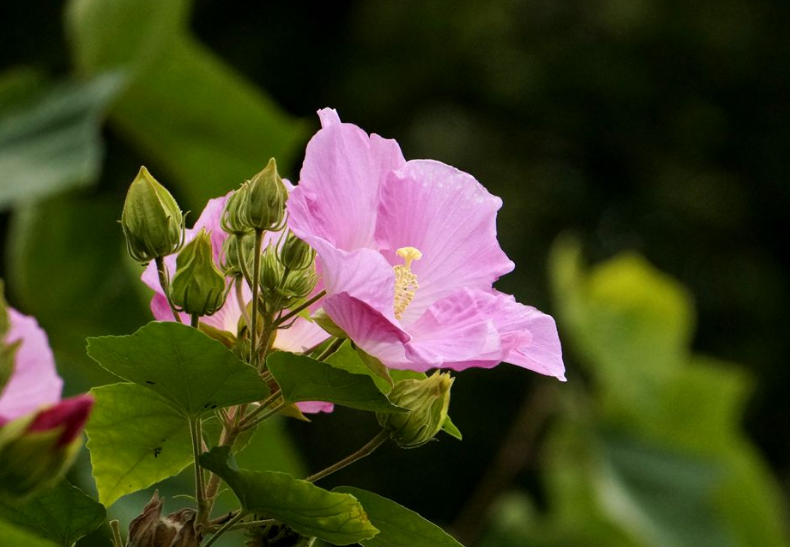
(109, 519, 123, 547)
(240, 401, 288, 431)
(238, 390, 282, 429)
(231, 518, 277, 530)
(155, 256, 182, 323)
(316, 337, 345, 362)
(234, 275, 253, 332)
(250, 230, 264, 366)
(203, 510, 246, 547)
(306, 430, 389, 482)
(274, 290, 327, 327)
(188, 417, 207, 525)
(191, 313, 200, 329)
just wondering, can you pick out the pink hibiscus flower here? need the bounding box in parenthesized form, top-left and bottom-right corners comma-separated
(0, 307, 94, 481)
(288, 109, 565, 380)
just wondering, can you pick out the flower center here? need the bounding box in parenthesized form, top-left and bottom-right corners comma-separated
(393, 247, 422, 320)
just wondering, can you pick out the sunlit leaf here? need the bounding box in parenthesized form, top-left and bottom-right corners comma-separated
(85, 383, 193, 507)
(200, 446, 379, 545)
(333, 487, 463, 547)
(87, 322, 269, 416)
(0, 480, 105, 547)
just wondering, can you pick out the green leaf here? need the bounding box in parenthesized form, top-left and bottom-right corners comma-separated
(87, 321, 269, 416)
(85, 382, 194, 507)
(200, 447, 379, 545)
(0, 73, 123, 209)
(333, 487, 464, 547)
(268, 352, 405, 413)
(67, 0, 308, 211)
(326, 343, 393, 394)
(0, 518, 58, 547)
(0, 480, 105, 547)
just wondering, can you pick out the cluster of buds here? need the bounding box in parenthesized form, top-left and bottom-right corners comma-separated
(377, 372, 454, 449)
(221, 158, 288, 237)
(259, 233, 318, 309)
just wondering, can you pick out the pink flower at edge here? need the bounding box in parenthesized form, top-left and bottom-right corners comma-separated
(140, 190, 333, 413)
(0, 307, 94, 446)
(287, 109, 565, 381)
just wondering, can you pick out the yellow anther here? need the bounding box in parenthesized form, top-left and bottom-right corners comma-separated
(393, 247, 422, 320)
(396, 247, 423, 269)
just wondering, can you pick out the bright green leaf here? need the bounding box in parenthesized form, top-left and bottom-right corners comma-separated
(87, 322, 269, 416)
(326, 343, 392, 394)
(66, 0, 308, 211)
(268, 352, 405, 413)
(0, 480, 105, 547)
(200, 446, 379, 545)
(0, 518, 58, 547)
(333, 487, 464, 547)
(85, 383, 193, 507)
(0, 73, 123, 209)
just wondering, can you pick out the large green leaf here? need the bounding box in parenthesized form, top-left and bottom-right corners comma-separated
(0, 480, 105, 547)
(66, 0, 308, 210)
(87, 322, 269, 416)
(200, 446, 379, 546)
(85, 382, 193, 507)
(333, 487, 464, 547)
(326, 343, 393, 394)
(0, 72, 122, 209)
(268, 352, 405, 413)
(0, 518, 58, 547)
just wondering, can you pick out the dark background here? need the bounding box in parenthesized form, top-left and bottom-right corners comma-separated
(1, 0, 788, 538)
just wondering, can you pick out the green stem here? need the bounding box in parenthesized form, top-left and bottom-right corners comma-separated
(316, 337, 345, 362)
(155, 256, 182, 323)
(306, 430, 389, 482)
(250, 230, 264, 366)
(189, 417, 207, 525)
(231, 518, 277, 530)
(238, 390, 282, 429)
(274, 290, 327, 327)
(109, 520, 123, 547)
(240, 401, 288, 431)
(191, 313, 200, 329)
(234, 276, 253, 333)
(203, 511, 246, 547)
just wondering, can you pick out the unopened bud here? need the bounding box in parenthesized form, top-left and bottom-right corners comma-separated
(377, 372, 454, 449)
(245, 158, 287, 232)
(121, 167, 185, 264)
(0, 395, 93, 498)
(259, 245, 284, 299)
(127, 491, 201, 547)
(220, 233, 255, 277)
(279, 233, 316, 272)
(170, 229, 227, 317)
(0, 281, 18, 393)
(260, 246, 318, 304)
(220, 185, 253, 236)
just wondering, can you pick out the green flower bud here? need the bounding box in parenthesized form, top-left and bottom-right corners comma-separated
(170, 229, 227, 317)
(279, 232, 316, 272)
(281, 266, 318, 302)
(377, 372, 454, 449)
(245, 158, 287, 231)
(259, 245, 284, 300)
(220, 233, 255, 277)
(221, 184, 253, 236)
(0, 395, 93, 499)
(260, 245, 318, 308)
(0, 279, 10, 337)
(121, 166, 185, 264)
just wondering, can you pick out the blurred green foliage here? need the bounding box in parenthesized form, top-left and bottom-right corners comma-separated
(0, 0, 788, 546)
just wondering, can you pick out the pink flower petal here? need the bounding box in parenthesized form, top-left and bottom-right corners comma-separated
(0, 309, 62, 423)
(28, 394, 94, 447)
(273, 317, 330, 353)
(296, 401, 335, 414)
(323, 293, 411, 365)
(375, 160, 515, 324)
(288, 110, 405, 251)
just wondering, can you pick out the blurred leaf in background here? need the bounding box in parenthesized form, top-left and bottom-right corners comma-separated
(478, 238, 790, 547)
